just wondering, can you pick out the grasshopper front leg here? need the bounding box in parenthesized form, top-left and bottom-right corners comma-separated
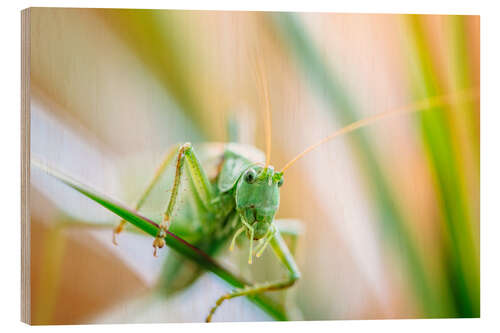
(152, 143, 214, 256)
(206, 230, 301, 322)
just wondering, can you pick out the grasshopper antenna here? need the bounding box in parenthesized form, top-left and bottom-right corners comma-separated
(280, 88, 479, 173)
(252, 48, 273, 168)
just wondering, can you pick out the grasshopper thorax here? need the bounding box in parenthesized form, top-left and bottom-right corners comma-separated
(235, 165, 284, 240)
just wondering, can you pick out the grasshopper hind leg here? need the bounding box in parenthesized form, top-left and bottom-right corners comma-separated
(111, 145, 179, 246)
(111, 142, 214, 257)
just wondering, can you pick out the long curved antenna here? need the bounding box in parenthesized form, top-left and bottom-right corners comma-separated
(280, 88, 479, 173)
(253, 50, 273, 168)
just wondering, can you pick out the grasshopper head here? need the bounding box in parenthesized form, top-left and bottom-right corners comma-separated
(235, 166, 284, 240)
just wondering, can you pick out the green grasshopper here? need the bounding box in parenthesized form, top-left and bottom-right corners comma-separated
(109, 55, 476, 321)
(115, 141, 298, 322)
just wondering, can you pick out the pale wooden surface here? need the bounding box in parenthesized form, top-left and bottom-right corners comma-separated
(23, 8, 479, 323)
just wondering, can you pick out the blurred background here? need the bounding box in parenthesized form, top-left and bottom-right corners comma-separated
(28, 8, 479, 324)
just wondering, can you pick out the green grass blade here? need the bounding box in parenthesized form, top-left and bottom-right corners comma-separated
(405, 15, 479, 317)
(31, 159, 288, 321)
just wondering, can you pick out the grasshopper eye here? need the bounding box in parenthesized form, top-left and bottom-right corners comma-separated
(277, 177, 284, 187)
(244, 169, 257, 184)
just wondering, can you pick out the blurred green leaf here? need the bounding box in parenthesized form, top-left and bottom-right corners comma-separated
(405, 15, 479, 317)
(99, 9, 209, 139)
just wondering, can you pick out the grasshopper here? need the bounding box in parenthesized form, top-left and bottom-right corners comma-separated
(114, 141, 300, 322)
